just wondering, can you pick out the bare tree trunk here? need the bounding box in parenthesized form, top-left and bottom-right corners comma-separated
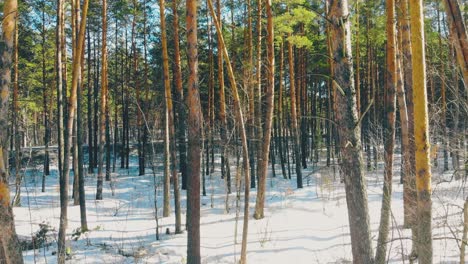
(171, 0, 188, 191)
(375, 0, 397, 261)
(93, 35, 99, 171)
(58, 1, 89, 262)
(12, 15, 21, 207)
(71, 0, 80, 206)
(437, 6, 449, 172)
(253, 0, 262, 190)
(186, 0, 202, 261)
(160, 0, 181, 231)
(216, 0, 231, 188)
(409, 0, 433, 262)
(245, 0, 256, 190)
(328, 0, 374, 262)
(0, 0, 24, 262)
(277, 41, 288, 179)
(355, 1, 361, 118)
(450, 45, 461, 179)
(77, 30, 88, 232)
(96, 0, 108, 200)
(87, 27, 94, 174)
(254, 0, 275, 220)
(56, 0, 66, 261)
(42, 2, 50, 192)
(397, 1, 416, 237)
(287, 33, 303, 189)
(443, 0, 468, 89)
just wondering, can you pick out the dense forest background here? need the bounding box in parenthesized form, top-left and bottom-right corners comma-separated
(0, 0, 467, 263)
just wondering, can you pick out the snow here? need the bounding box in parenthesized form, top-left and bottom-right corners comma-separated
(13, 152, 465, 263)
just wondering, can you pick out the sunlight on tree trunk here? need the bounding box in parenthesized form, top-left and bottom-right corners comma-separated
(409, 0, 433, 262)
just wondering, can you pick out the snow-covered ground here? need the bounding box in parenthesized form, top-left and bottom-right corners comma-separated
(13, 151, 465, 263)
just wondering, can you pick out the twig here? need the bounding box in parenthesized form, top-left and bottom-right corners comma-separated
(355, 99, 374, 129)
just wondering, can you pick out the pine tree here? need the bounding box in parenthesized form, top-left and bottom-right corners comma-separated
(0, 0, 24, 262)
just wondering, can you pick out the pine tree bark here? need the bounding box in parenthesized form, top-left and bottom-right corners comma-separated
(93, 36, 99, 171)
(254, 0, 275, 220)
(355, 1, 361, 118)
(75, 0, 87, 230)
(398, 0, 417, 233)
(216, 0, 231, 187)
(87, 27, 94, 174)
(396, 6, 411, 221)
(171, 0, 188, 191)
(253, 0, 263, 190)
(328, 0, 374, 262)
(56, 0, 66, 261)
(450, 45, 461, 179)
(186, 0, 202, 261)
(375, 0, 397, 261)
(141, 0, 150, 177)
(41, 2, 50, 192)
(287, 33, 303, 189)
(409, 0, 433, 262)
(72, 0, 84, 205)
(0, 0, 24, 262)
(96, 0, 108, 200)
(77, 36, 88, 232)
(58, 0, 89, 262)
(245, 0, 256, 189)
(437, 6, 449, 172)
(277, 41, 288, 179)
(443, 0, 468, 88)
(160, 0, 181, 231)
(12, 15, 21, 207)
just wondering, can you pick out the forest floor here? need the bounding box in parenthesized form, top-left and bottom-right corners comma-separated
(14, 148, 465, 263)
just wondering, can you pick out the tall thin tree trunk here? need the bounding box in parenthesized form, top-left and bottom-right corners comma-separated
(71, 0, 80, 206)
(216, 0, 231, 188)
(246, 0, 256, 190)
(56, 0, 66, 261)
(409, 0, 433, 262)
(58, 1, 89, 262)
(375, 0, 397, 261)
(93, 35, 99, 171)
(112, 18, 119, 174)
(450, 45, 461, 179)
(75, 0, 87, 230)
(96, 0, 108, 200)
(77, 29, 88, 232)
(437, 6, 449, 171)
(186, 0, 202, 261)
(12, 15, 21, 207)
(253, 0, 263, 189)
(42, 1, 50, 192)
(0, 0, 24, 262)
(398, 0, 417, 241)
(160, 0, 180, 231)
(443, 0, 468, 88)
(287, 33, 303, 189)
(254, 0, 275, 220)
(355, 0, 361, 118)
(87, 27, 94, 174)
(171, 0, 188, 191)
(277, 41, 288, 179)
(395, 4, 411, 225)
